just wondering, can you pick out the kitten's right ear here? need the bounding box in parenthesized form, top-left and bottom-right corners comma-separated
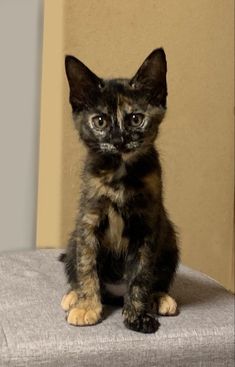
(65, 55, 103, 111)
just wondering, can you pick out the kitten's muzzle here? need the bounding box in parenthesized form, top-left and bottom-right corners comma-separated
(112, 136, 125, 150)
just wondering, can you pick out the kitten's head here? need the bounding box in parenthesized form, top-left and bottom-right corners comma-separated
(65, 49, 167, 156)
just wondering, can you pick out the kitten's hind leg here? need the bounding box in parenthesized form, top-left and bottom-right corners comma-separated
(61, 290, 79, 311)
(152, 292, 178, 316)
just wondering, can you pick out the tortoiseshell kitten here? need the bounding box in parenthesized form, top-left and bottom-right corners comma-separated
(60, 49, 179, 333)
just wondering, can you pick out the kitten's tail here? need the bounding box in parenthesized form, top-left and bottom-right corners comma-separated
(58, 253, 66, 262)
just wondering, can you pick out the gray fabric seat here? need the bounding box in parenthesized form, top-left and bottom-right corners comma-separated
(0, 250, 234, 367)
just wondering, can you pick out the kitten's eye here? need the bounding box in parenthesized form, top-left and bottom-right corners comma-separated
(92, 115, 107, 129)
(129, 113, 145, 128)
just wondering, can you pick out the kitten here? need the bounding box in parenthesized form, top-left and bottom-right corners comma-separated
(60, 48, 179, 333)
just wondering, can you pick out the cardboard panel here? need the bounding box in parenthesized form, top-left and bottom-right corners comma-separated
(37, 0, 234, 291)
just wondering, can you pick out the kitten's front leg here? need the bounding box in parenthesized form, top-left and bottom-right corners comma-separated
(62, 213, 102, 326)
(123, 244, 159, 333)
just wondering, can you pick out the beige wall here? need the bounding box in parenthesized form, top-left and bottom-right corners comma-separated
(37, 0, 234, 292)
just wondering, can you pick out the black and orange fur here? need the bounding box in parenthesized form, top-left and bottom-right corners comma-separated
(60, 49, 179, 333)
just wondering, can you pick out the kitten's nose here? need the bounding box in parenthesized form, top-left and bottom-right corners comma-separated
(113, 136, 124, 150)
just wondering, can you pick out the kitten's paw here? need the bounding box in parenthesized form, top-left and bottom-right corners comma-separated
(154, 292, 178, 316)
(124, 312, 159, 333)
(61, 290, 78, 311)
(123, 306, 159, 333)
(67, 302, 102, 326)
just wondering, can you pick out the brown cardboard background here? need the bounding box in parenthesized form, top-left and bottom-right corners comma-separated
(37, 0, 234, 292)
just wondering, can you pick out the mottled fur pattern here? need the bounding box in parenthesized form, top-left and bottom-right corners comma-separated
(60, 49, 179, 333)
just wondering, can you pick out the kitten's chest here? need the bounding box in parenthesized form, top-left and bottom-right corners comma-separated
(103, 205, 128, 254)
(88, 165, 157, 252)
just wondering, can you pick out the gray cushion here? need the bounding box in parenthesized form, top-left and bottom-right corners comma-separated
(0, 250, 234, 367)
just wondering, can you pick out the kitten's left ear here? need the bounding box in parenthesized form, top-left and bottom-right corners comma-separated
(130, 48, 167, 107)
